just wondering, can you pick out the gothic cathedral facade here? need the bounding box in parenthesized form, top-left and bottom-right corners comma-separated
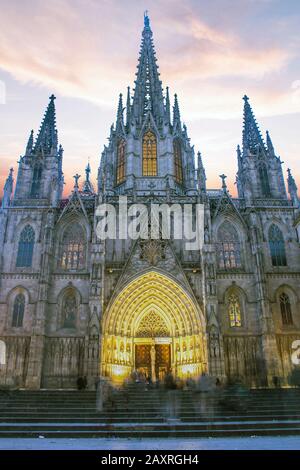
(0, 15, 300, 389)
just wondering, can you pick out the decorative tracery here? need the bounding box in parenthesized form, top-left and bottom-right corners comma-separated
(136, 310, 169, 337)
(142, 130, 157, 176)
(228, 294, 242, 327)
(279, 293, 293, 326)
(60, 224, 86, 270)
(217, 222, 241, 270)
(16, 225, 35, 267)
(268, 224, 286, 266)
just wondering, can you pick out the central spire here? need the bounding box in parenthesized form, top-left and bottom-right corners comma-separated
(132, 13, 165, 126)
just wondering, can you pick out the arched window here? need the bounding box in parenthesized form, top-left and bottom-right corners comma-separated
(116, 139, 126, 185)
(269, 224, 286, 266)
(30, 164, 42, 198)
(60, 223, 86, 270)
(259, 165, 271, 197)
(228, 294, 242, 327)
(16, 225, 35, 267)
(217, 222, 241, 270)
(279, 293, 293, 325)
(12, 294, 25, 327)
(173, 139, 183, 184)
(0, 340, 6, 365)
(142, 130, 157, 176)
(62, 292, 77, 328)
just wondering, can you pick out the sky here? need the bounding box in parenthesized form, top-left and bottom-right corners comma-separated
(0, 0, 299, 197)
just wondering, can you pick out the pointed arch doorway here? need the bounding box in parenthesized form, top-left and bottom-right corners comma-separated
(101, 271, 207, 383)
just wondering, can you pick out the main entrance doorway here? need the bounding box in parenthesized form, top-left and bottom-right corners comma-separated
(101, 271, 207, 383)
(135, 343, 171, 381)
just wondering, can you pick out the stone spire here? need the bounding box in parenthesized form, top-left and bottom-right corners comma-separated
(1, 168, 14, 208)
(242, 95, 265, 156)
(132, 12, 165, 126)
(33, 94, 57, 154)
(165, 86, 171, 124)
(25, 130, 34, 155)
(287, 168, 299, 206)
(266, 130, 275, 156)
(82, 162, 95, 194)
(197, 151, 206, 193)
(173, 93, 181, 131)
(116, 93, 124, 132)
(126, 86, 131, 129)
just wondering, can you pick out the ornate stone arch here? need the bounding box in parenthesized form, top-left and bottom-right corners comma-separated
(101, 271, 206, 382)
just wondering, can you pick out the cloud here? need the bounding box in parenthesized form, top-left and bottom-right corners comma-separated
(0, 0, 297, 119)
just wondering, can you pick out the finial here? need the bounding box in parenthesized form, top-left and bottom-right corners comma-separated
(219, 174, 227, 191)
(85, 162, 91, 181)
(243, 95, 249, 102)
(144, 10, 150, 27)
(49, 94, 56, 101)
(73, 173, 81, 189)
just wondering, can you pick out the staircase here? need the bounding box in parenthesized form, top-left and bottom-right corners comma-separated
(0, 385, 300, 438)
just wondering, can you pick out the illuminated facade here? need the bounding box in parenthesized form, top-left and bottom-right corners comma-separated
(0, 14, 300, 389)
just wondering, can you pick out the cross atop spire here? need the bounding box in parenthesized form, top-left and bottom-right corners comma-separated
(132, 13, 165, 126)
(219, 173, 227, 191)
(33, 94, 57, 154)
(242, 95, 266, 156)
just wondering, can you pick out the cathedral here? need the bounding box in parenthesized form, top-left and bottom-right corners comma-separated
(0, 14, 299, 390)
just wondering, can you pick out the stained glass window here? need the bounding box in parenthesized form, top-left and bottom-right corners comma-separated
(173, 139, 183, 184)
(16, 225, 35, 267)
(62, 293, 77, 328)
(228, 294, 242, 327)
(60, 224, 86, 270)
(217, 222, 241, 270)
(280, 293, 293, 325)
(30, 164, 42, 198)
(12, 294, 25, 327)
(142, 130, 157, 176)
(116, 139, 126, 185)
(269, 224, 286, 266)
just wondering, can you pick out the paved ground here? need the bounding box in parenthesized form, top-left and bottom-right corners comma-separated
(0, 436, 300, 450)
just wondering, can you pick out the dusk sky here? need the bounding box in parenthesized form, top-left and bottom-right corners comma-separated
(0, 0, 299, 196)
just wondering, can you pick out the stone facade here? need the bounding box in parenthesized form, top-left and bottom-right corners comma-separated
(0, 14, 300, 389)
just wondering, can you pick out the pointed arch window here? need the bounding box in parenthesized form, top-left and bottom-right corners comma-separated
(269, 224, 286, 266)
(228, 294, 242, 327)
(173, 139, 183, 184)
(60, 223, 86, 270)
(30, 164, 42, 198)
(279, 293, 293, 326)
(259, 164, 271, 197)
(116, 139, 126, 185)
(142, 130, 157, 176)
(217, 222, 241, 270)
(62, 292, 77, 328)
(16, 225, 35, 267)
(12, 294, 25, 327)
